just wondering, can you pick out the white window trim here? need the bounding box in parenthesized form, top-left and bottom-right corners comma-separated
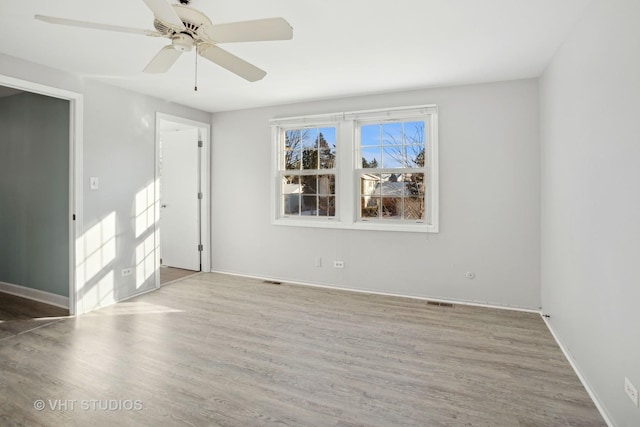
(270, 105, 439, 233)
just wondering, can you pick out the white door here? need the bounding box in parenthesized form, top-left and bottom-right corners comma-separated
(160, 128, 200, 271)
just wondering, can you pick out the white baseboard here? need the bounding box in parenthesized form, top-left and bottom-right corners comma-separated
(0, 281, 69, 309)
(541, 315, 615, 427)
(209, 269, 541, 314)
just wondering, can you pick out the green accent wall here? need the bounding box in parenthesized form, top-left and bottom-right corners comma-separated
(0, 91, 70, 297)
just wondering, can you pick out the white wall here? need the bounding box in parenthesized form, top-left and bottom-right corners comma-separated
(80, 80, 210, 312)
(540, 0, 640, 425)
(0, 54, 211, 314)
(0, 54, 83, 93)
(211, 79, 541, 309)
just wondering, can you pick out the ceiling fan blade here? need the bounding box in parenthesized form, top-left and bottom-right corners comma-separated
(198, 44, 266, 82)
(141, 0, 185, 30)
(35, 15, 161, 37)
(207, 17, 293, 43)
(144, 46, 183, 73)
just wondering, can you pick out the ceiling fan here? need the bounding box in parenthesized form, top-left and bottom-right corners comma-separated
(35, 0, 293, 82)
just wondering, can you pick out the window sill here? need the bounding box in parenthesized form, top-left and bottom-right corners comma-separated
(273, 217, 437, 233)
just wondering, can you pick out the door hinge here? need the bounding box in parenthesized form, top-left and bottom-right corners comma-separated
(198, 244, 203, 252)
(197, 192, 203, 199)
(198, 140, 203, 148)
(72, 214, 76, 221)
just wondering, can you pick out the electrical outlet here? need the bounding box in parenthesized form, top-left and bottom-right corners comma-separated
(333, 261, 344, 268)
(121, 268, 133, 277)
(625, 377, 639, 407)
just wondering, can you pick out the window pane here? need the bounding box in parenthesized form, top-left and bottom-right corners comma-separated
(302, 128, 318, 170)
(404, 173, 425, 196)
(382, 146, 403, 168)
(382, 198, 401, 219)
(300, 175, 317, 194)
(405, 145, 425, 167)
(285, 130, 301, 170)
(361, 173, 381, 197)
(404, 121, 425, 145)
(360, 173, 380, 218)
(319, 147, 335, 169)
(361, 147, 381, 168)
(382, 122, 403, 145)
(318, 127, 336, 170)
(318, 136, 334, 170)
(302, 148, 318, 170)
(282, 175, 300, 215)
(361, 124, 380, 146)
(282, 175, 300, 187)
(404, 197, 424, 220)
(318, 196, 335, 217)
(379, 173, 403, 196)
(283, 194, 300, 215)
(361, 197, 380, 218)
(302, 195, 317, 215)
(318, 175, 335, 195)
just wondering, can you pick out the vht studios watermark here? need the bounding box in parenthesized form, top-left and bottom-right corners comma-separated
(34, 399, 143, 412)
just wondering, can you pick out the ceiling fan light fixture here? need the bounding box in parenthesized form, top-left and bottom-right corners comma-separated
(171, 33, 193, 51)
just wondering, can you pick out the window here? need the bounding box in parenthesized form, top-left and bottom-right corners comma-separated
(280, 126, 337, 217)
(358, 120, 428, 223)
(271, 105, 438, 232)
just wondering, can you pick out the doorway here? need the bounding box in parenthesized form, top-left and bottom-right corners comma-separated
(0, 75, 82, 315)
(155, 113, 210, 287)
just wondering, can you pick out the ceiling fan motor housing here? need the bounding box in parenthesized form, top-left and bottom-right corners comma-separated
(171, 33, 193, 51)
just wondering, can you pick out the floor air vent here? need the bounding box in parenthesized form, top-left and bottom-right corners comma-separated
(427, 301, 455, 308)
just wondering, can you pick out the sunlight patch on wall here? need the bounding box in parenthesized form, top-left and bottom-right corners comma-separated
(76, 212, 116, 288)
(135, 180, 158, 238)
(82, 270, 115, 309)
(134, 179, 160, 290)
(135, 232, 156, 289)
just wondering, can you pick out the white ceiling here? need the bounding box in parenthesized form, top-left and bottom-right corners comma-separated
(0, 0, 591, 113)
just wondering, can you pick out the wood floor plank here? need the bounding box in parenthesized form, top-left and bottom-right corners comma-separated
(0, 292, 68, 341)
(0, 273, 605, 426)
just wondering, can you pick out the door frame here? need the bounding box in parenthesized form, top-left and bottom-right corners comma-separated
(0, 74, 83, 315)
(154, 112, 211, 288)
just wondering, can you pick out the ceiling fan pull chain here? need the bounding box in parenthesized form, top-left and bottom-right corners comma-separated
(194, 48, 198, 92)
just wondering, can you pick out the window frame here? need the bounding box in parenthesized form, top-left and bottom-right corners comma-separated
(270, 105, 438, 233)
(273, 120, 340, 223)
(355, 119, 430, 225)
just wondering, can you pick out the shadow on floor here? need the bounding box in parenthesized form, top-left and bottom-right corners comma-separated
(0, 292, 69, 341)
(160, 266, 200, 286)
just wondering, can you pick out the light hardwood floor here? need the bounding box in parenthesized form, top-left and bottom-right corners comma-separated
(160, 266, 200, 286)
(0, 292, 68, 341)
(0, 273, 605, 426)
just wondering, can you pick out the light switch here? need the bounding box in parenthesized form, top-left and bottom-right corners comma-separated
(90, 177, 99, 190)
